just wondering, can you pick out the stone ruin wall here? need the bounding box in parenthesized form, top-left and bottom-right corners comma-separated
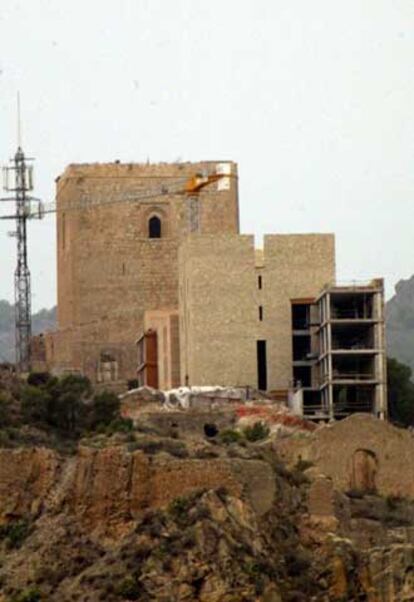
(275, 413, 414, 500)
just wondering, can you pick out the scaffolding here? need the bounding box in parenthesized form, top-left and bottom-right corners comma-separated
(316, 280, 387, 420)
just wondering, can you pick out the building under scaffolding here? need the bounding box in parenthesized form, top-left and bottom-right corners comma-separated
(291, 279, 387, 421)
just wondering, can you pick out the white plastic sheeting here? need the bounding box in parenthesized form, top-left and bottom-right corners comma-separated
(163, 386, 247, 410)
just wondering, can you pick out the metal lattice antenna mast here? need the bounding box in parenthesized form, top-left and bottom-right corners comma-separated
(14, 150, 32, 372)
(13, 93, 32, 372)
(1, 95, 38, 372)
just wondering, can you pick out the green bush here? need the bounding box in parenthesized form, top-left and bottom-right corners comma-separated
(386, 494, 402, 510)
(107, 417, 134, 434)
(56, 374, 92, 398)
(90, 391, 120, 428)
(0, 519, 31, 549)
(0, 393, 11, 428)
(243, 421, 270, 442)
(115, 576, 141, 600)
(168, 496, 192, 523)
(21, 374, 93, 433)
(27, 372, 51, 387)
(17, 373, 126, 438)
(10, 588, 42, 602)
(46, 390, 83, 432)
(219, 429, 243, 444)
(21, 386, 50, 424)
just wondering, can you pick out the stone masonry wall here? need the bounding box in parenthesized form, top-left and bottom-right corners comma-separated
(261, 234, 335, 390)
(52, 161, 239, 382)
(179, 235, 258, 387)
(275, 413, 414, 500)
(178, 233, 335, 390)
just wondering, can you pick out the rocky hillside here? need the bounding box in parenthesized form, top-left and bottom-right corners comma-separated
(0, 373, 414, 601)
(386, 275, 414, 375)
(0, 301, 56, 363)
(0, 439, 389, 602)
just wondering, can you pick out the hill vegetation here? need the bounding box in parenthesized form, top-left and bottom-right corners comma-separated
(0, 369, 132, 453)
(386, 275, 414, 375)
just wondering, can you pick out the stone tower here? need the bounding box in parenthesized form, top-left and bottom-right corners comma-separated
(49, 160, 239, 383)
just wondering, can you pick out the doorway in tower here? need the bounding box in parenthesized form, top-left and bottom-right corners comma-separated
(257, 340, 267, 391)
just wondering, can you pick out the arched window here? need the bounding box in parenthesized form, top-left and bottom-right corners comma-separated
(149, 215, 161, 238)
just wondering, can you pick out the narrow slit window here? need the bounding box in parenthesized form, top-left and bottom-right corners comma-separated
(62, 212, 66, 249)
(259, 306, 263, 321)
(258, 275, 262, 289)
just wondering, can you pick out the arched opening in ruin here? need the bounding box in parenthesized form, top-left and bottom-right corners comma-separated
(149, 215, 162, 238)
(204, 423, 218, 438)
(350, 448, 378, 494)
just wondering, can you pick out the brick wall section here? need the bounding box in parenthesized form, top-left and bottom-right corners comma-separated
(179, 235, 258, 387)
(275, 413, 414, 500)
(51, 161, 239, 382)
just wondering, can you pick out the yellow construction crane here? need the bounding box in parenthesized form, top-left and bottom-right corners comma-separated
(8, 170, 236, 233)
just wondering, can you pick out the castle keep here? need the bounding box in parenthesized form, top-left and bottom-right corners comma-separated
(37, 160, 387, 420)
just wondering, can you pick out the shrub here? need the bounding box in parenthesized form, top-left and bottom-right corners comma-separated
(0, 393, 11, 428)
(90, 391, 120, 428)
(107, 417, 133, 434)
(160, 439, 188, 458)
(243, 421, 270, 442)
(46, 390, 82, 432)
(21, 386, 50, 424)
(27, 372, 51, 387)
(0, 519, 31, 549)
(115, 576, 141, 600)
(219, 429, 243, 444)
(57, 374, 92, 399)
(168, 496, 192, 524)
(286, 550, 311, 577)
(11, 588, 43, 602)
(386, 494, 402, 510)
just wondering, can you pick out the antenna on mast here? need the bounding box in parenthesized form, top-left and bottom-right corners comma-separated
(17, 92, 22, 148)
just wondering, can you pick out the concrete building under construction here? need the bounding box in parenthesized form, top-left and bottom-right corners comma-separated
(34, 159, 387, 420)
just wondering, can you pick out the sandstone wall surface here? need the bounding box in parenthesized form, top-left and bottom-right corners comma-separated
(52, 161, 239, 382)
(276, 413, 414, 499)
(0, 448, 59, 520)
(179, 234, 258, 387)
(261, 234, 336, 390)
(0, 446, 274, 538)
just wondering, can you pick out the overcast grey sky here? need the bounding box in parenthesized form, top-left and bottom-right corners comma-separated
(1, 0, 413, 310)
